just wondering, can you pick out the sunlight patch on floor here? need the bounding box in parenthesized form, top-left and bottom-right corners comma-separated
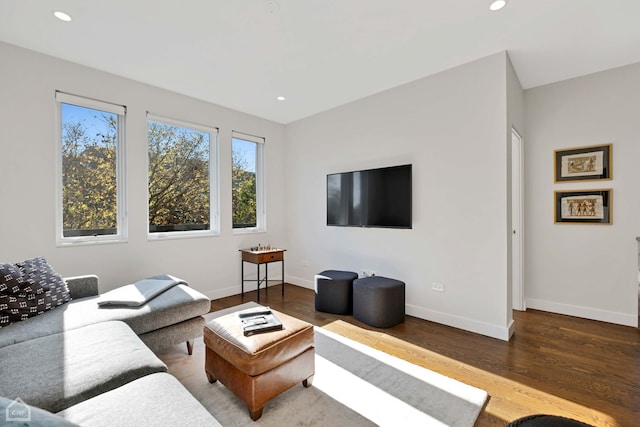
(322, 320, 619, 427)
(314, 355, 448, 426)
(319, 327, 487, 408)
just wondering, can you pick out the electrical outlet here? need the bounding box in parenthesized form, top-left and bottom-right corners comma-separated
(432, 282, 445, 292)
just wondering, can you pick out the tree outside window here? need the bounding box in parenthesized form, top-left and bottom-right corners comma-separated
(60, 102, 122, 239)
(232, 132, 265, 231)
(147, 119, 216, 234)
(232, 137, 258, 229)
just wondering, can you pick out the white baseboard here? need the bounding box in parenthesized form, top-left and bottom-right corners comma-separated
(406, 304, 513, 341)
(507, 318, 516, 339)
(288, 275, 513, 341)
(526, 298, 638, 327)
(202, 285, 239, 301)
(287, 275, 314, 290)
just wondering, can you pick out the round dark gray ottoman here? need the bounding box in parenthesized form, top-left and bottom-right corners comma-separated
(353, 276, 405, 328)
(506, 415, 595, 427)
(314, 270, 358, 314)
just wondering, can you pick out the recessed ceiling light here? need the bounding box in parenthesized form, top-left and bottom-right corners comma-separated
(489, 0, 507, 11)
(276, 96, 286, 101)
(53, 11, 72, 22)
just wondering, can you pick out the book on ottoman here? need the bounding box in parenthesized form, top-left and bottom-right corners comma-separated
(238, 307, 283, 336)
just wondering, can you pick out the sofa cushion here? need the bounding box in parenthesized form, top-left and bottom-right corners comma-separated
(0, 284, 210, 348)
(57, 373, 223, 427)
(0, 396, 80, 427)
(0, 257, 71, 328)
(0, 321, 167, 412)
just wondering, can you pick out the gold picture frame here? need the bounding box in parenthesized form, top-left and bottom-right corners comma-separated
(554, 189, 612, 224)
(554, 144, 612, 182)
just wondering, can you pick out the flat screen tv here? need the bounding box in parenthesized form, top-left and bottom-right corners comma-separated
(327, 164, 412, 229)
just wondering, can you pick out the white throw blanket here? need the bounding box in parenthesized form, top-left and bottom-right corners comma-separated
(314, 274, 331, 292)
(97, 275, 187, 307)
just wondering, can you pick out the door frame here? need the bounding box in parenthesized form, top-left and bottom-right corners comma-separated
(511, 127, 525, 311)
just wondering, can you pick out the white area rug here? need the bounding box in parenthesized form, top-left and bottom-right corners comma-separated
(159, 307, 487, 427)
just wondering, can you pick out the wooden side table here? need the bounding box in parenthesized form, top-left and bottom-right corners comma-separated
(239, 248, 286, 302)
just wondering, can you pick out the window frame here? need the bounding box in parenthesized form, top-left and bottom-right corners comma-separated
(231, 131, 266, 234)
(146, 113, 220, 240)
(55, 91, 128, 247)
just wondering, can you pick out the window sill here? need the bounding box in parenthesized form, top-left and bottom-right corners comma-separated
(233, 228, 266, 235)
(148, 230, 219, 241)
(56, 237, 128, 248)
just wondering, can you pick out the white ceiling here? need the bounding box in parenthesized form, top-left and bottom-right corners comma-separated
(1, 0, 639, 124)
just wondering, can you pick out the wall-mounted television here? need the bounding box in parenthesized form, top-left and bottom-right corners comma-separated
(327, 164, 412, 229)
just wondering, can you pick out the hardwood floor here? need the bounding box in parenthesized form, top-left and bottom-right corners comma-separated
(211, 284, 640, 427)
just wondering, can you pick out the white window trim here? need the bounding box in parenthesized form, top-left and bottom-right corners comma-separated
(55, 91, 128, 247)
(232, 131, 266, 234)
(146, 113, 220, 240)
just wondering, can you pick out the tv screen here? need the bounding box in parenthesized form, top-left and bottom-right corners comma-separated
(327, 164, 412, 229)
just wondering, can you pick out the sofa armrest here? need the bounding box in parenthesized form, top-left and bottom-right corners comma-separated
(64, 275, 99, 299)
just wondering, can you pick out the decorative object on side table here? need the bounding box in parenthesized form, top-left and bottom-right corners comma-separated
(554, 189, 612, 224)
(554, 144, 612, 182)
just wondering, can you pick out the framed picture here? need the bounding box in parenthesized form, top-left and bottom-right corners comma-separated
(554, 189, 612, 224)
(554, 144, 611, 182)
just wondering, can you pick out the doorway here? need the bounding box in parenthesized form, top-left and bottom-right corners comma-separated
(511, 128, 525, 311)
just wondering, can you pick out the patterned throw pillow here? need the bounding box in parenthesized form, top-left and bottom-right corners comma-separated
(0, 257, 71, 328)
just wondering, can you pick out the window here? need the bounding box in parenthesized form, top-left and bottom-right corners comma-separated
(232, 131, 265, 232)
(147, 115, 219, 237)
(56, 92, 126, 245)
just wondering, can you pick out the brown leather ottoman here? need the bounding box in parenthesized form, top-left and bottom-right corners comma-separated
(204, 308, 315, 421)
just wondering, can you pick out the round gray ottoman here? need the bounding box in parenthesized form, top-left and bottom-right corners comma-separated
(315, 270, 358, 314)
(506, 415, 594, 427)
(353, 276, 405, 328)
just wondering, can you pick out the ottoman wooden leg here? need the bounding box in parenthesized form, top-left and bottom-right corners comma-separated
(206, 371, 217, 384)
(303, 375, 314, 388)
(249, 407, 264, 421)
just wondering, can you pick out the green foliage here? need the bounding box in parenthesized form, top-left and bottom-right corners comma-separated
(148, 121, 210, 230)
(232, 150, 257, 228)
(62, 116, 117, 235)
(62, 116, 258, 235)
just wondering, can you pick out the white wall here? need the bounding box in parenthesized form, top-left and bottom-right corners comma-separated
(0, 42, 286, 299)
(8, 36, 632, 336)
(284, 52, 513, 340)
(524, 63, 640, 326)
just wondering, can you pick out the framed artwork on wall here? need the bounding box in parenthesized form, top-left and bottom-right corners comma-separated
(554, 144, 612, 182)
(554, 189, 612, 224)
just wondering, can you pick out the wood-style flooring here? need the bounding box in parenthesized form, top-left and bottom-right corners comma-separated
(211, 284, 639, 427)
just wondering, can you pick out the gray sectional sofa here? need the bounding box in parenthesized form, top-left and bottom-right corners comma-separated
(0, 275, 222, 426)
